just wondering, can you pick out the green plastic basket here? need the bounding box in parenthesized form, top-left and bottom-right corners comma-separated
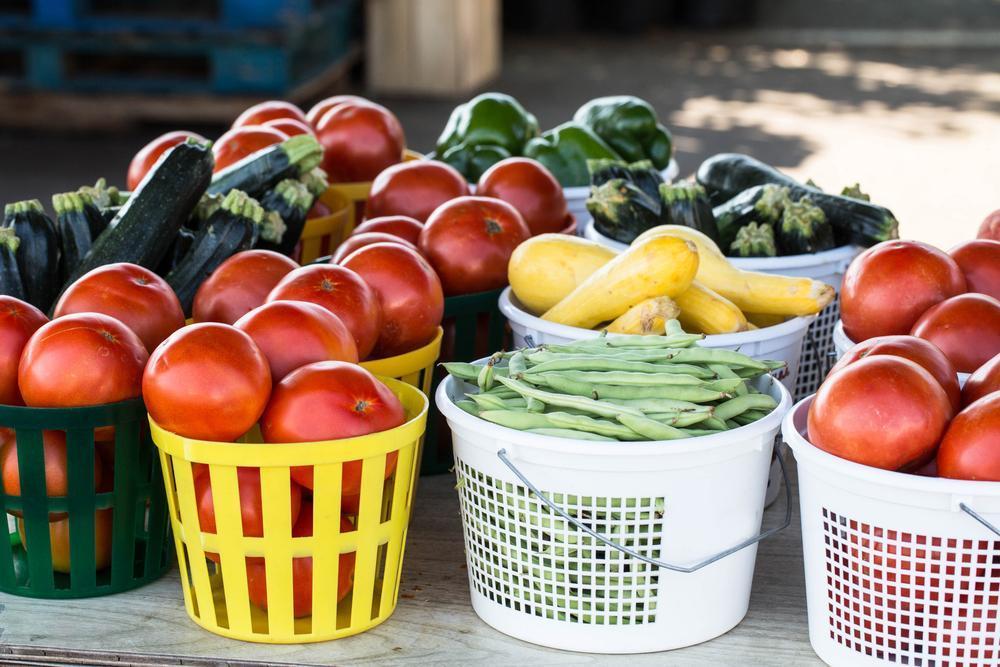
(421, 287, 510, 475)
(0, 399, 171, 598)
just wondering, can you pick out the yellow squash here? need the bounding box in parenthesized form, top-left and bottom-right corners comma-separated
(745, 311, 789, 329)
(634, 225, 835, 316)
(606, 296, 680, 335)
(508, 234, 618, 314)
(542, 235, 698, 328)
(674, 281, 748, 334)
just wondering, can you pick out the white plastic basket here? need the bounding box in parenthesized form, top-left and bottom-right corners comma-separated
(437, 372, 792, 653)
(565, 159, 679, 235)
(783, 397, 1000, 666)
(581, 217, 860, 401)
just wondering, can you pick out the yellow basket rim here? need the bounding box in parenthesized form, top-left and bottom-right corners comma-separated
(301, 188, 353, 238)
(149, 377, 428, 466)
(325, 149, 424, 191)
(359, 327, 442, 377)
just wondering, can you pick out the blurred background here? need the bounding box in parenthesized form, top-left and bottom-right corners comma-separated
(0, 0, 997, 249)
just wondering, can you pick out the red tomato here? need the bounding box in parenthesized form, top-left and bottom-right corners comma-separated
(351, 216, 423, 245)
(235, 301, 358, 382)
(308, 199, 331, 219)
(962, 352, 1000, 407)
(246, 503, 356, 616)
(341, 243, 444, 358)
(0, 296, 47, 405)
(142, 323, 271, 441)
(807, 356, 951, 471)
(1, 431, 101, 519)
(840, 240, 967, 342)
(262, 117, 313, 137)
(19, 313, 147, 407)
(315, 101, 405, 182)
(213, 126, 288, 173)
(937, 393, 1000, 481)
(827, 334, 961, 415)
(330, 232, 418, 264)
(232, 100, 308, 129)
(127, 130, 207, 190)
(260, 361, 405, 491)
(305, 95, 369, 128)
(54, 263, 184, 353)
(365, 160, 469, 223)
(948, 239, 1000, 300)
(979, 209, 1000, 241)
(910, 293, 1000, 373)
(419, 196, 530, 296)
(477, 157, 569, 236)
(192, 250, 299, 325)
(17, 509, 113, 573)
(267, 265, 382, 360)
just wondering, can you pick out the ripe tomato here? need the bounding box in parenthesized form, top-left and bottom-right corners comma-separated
(213, 126, 288, 173)
(949, 239, 1000, 300)
(341, 243, 444, 358)
(19, 313, 147, 407)
(365, 160, 469, 223)
(1, 431, 102, 519)
(235, 301, 358, 382)
(419, 196, 530, 296)
(351, 216, 423, 245)
(330, 232, 418, 264)
(910, 293, 1000, 373)
(262, 117, 313, 137)
(828, 334, 961, 415)
(127, 130, 207, 190)
(840, 240, 967, 342)
(267, 265, 382, 360)
(979, 209, 1000, 241)
(232, 100, 308, 129)
(305, 94, 369, 128)
(0, 296, 47, 405)
(962, 352, 1000, 407)
(477, 157, 569, 236)
(54, 263, 184, 353)
(17, 509, 113, 573)
(937, 393, 1000, 481)
(142, 323, 271, 441)
(246, 503, 356, 616)
(315, 101, 405, 182)
(807, 356, 951, 471)
(260, 361, 405, 491)
(193, 250, 299, 325)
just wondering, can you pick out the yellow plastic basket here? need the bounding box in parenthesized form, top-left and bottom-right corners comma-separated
(297, 188, 352, 265)
(151, 378, 428, 644)
(326, 149, 424, 235)
(359, 327, 442, 396)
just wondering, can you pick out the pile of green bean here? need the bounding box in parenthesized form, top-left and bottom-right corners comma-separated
(444, 320, 784, 442)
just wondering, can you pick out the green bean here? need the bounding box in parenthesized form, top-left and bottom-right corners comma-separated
(441, 362, 480, 381)
(495, 376, 646, 418)
(525, 428, 615, 442)
(665, 318, 684, 337)
(646, 411, 714, 427)
(533, 375, 730, 403)
(508, 351, 527, 377)
(456, 399, 479, 415)
(708, 363, 748, 396)
(732, 409, 771, 426)
(601, 397, 708, 413)
(537, 370, 707, 387)
(526, 397, 545, 412)
(559, 332, 704, 349)
(616, 414, 690, 440)
(468, 393, 509, 411)
(700, 417, 728, 430)
(477, 357, 497, 391)
(523, 356, 716, 378)
(712, 394, 778, 421)
(703, 378, 746, 393)
(678, 428, 724, 437)
(662, 348, 767, 369)
(726, 419, 741, 429)
(477, 409, 642, 440)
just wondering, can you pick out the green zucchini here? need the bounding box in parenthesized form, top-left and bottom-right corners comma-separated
(587, 178, 663, 244)
(189, 192, 225, 230)
(257, 179, 312, 256)
(166, 189, 263, 315)
(0, 227, 26, 301)
(155, 227, 197, 277)
(207, 134, 322, 198)
(76, 191, 108, 240)
(713, 184, 790, 251)
(52, 192, 93, 284)
(776, 197, 835, 255)
(696, 153, 898, 246)
(300, 167, 329, 199)
(840, 183, 870, 201)
(588, 159, 663, 201)
(659, 182, 719, 243)
(4, 200, 60, 310)
(66, 139, 213, 289)
(730, 222, 777, 258)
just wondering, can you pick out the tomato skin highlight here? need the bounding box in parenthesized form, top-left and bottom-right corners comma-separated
(948, 239, 1000, 301)
(305, 95, 369, 128)
(365, 160, 469, 223)
(331, 232, 418, 264)
(910, 293, 1000, 373)
(314, 101, 405, 183)
(936, 393, 1000, 481)
(962, 352, 1000, 407)
(0, 296, 48, 405)
(212, 126, 289, 173)
(351, 216, 424, 245)
(477, 157, 569, 236)
(262, 117, 313, 138)
(233, 100, 308, 129)
(127, 131, 207, 190)
(193, 250, 299, 326)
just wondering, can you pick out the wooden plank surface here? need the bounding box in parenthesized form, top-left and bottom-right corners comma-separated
(0, 460, 822, 665)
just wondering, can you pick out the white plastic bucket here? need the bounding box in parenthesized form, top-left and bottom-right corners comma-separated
(565, 159, 679, 235)
(438, 372, 792, 653)
(782, 397, 1000, 666)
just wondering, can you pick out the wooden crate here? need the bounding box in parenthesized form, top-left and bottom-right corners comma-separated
(365, 0, 500, 96)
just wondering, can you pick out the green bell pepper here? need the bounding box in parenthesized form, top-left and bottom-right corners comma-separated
(523, 122, 622, 187)
(439, 143, 512, 183)
(573, 96, 673, 170)
(435, 93, 538, 180)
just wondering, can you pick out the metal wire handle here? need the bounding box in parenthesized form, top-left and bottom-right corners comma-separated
(960, 503, 1000, 537)
(496, 443, 792, 574)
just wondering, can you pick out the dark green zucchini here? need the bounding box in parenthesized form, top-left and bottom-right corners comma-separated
(696, 153, 898, 246)
(52, 192, 93, 283)
(65, 139, 213, 290)
(588, 159, 663, 201)
(777, 197, 835, 255)
(77, 178, 121, 209)
(840, 183, 870, 201)
(587, 178, 663, 244)
(300, 167, 328, 200)
(4, 200, 60, 310)
(155, 227, 197, 277)
(0, 227, 26, 301)
(207, 134, 323, 198)
(713, 184, 790, 251)
(257, 179, 313, 256)
(166, 189, 263, 315)
(659, 182, 719, 243)
(730, 222, 777, 258)
(189, 192, 225, 230)
(76, 191, 108, 239)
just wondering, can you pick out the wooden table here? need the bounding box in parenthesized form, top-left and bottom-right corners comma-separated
(0, 468, 822, 666)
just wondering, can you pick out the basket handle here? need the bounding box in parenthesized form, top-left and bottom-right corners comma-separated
(960, 503, 1000, 537)
(496, 443, 792, 574)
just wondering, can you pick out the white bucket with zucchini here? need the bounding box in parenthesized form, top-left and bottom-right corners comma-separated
(563, 158, 678, 232)
(436, 332, 793, 653)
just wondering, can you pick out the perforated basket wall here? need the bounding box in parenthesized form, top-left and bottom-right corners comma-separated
(793, 299, 844, 402)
